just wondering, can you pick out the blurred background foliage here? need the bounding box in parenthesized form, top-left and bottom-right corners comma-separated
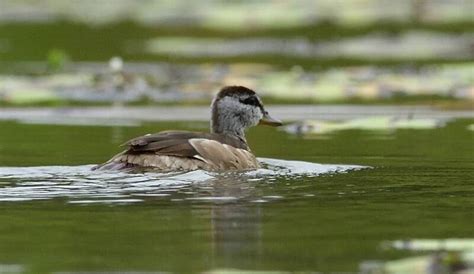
(0, 0, 472, 105)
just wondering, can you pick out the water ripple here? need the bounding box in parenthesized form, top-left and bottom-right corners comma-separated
(0, 158, 366, 204)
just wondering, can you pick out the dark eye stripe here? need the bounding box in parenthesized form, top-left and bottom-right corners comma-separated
(240, 96, 259, 106)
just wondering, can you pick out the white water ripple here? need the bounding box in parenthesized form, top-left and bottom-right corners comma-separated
(0, 158, 366, 204)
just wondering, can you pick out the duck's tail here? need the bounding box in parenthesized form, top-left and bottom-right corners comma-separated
(92, 151, 128, 171)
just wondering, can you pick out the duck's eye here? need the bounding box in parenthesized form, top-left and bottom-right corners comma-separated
(240, 96, 259, 106)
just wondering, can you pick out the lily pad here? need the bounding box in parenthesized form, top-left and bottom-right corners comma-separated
(284, 116, 445, 135)
(2, 88, 60, 105)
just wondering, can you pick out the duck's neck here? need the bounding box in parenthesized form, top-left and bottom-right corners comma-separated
(211, 120, 246, 141)
(211, 108, 247, 143)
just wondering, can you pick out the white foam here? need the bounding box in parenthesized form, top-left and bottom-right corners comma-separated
(0, 159, 368, 204)
(256, 157, 366, 176)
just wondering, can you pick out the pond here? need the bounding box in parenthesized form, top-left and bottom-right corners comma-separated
(0, 119, 473, 273)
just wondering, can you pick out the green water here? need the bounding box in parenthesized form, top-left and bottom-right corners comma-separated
(0, 119, 473, 273)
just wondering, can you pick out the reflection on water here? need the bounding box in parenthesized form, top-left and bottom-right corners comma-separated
(210, 178, 263, 269)
(0, 158, 364, 272)
(0, 158, 365, 204)
(0, 120, 472, 273)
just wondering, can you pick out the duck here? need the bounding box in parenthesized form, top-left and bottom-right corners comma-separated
(93, 86, 282, 172)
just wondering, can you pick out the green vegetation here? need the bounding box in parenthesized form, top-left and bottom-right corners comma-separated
(0, 20, 473, 67)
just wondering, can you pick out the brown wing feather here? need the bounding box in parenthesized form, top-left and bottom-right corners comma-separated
(124, 131, 197, 147)
(94, 131, 256, 171)
(124, 130, 247, 159)
(128, 139, 196, 157)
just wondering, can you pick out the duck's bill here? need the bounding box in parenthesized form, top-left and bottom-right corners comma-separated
(260, 113, 283, 127)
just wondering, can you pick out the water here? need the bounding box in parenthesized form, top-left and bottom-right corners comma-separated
(0, 159, 363, 204)
(0, 119, 473, 273)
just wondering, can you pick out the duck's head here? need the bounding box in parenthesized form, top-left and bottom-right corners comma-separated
(211, 86, 282, 138)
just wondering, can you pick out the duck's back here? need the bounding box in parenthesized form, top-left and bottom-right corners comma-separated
(94, 131, 259, 172)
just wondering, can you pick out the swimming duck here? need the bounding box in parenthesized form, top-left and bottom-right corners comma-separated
(94, 86, 282, 171)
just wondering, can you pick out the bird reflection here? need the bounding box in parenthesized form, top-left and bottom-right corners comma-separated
(209, 175, 263, 268)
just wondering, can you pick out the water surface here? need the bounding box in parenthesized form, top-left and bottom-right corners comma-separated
(0, 119, 472, 273)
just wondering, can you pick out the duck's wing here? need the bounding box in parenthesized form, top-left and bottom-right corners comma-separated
(124, 131, 201, 158)
(93, 131, 258, 171)
(123, 130, 246, 157)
